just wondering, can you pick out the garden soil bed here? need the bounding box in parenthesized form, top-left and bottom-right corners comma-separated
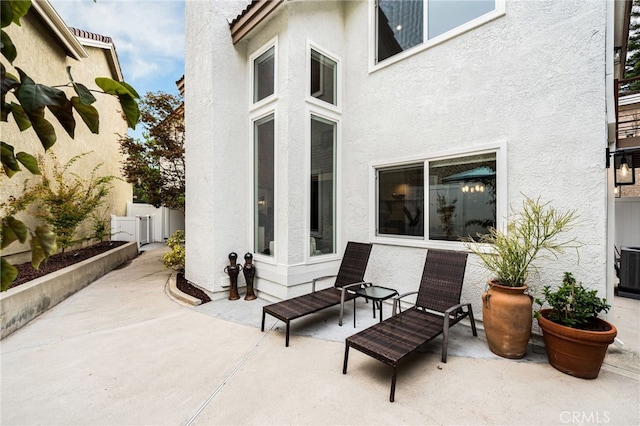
(9, 241, 128, 289)
(176, 272, 211, 304)
(8, 242, 210, 305)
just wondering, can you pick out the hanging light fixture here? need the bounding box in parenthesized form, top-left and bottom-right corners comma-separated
(614, 153, 635, 186)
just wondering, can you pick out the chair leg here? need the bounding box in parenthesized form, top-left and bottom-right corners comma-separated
(468, 304, 478, 337)
(261, 310, 266, 332)
(442, 325, 450, 363)
(390, 366, 397, 402)
(285, 321, 290, 347)
(343, 344, 350, 374)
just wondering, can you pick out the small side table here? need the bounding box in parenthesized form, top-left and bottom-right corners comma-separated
(353, 285, 399, 327)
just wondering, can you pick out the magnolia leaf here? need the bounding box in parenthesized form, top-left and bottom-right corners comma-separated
(16, 151, 40, 174)
(1, 257, 18, 291)
(1, 102, 7, 122)
(71, 96, 99, 133)
(119, 94, 140, 129)
(119, 81, 140, 99)
(67, 66, 97, 105)
(30, 226, 57, 270)
(1, 141, 20, 177)
(1, 68, 20, 96)
(95, 77, 137, 97)
(16, 69, 68, 114)
(1, 30, 16, 63)
(1, 2, 13, 28)
(5, 1, 31, 27)
(27, 108, 57, 150)
(9, 102, 31, 131)
(48, 100, 76, 138)
(1, 216, 28, 248)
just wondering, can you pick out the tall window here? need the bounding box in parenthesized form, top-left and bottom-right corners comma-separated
(376, 0, 498, 64)
(310, 49, 337, 105)
(254, 114, 275, 256)
(310, 116, 336, 256)
(253, 46, 275, 103)
(376, 151, 498, 242)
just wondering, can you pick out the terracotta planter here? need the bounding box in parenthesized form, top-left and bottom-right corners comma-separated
(537, 308, 617, 379)
(482, 281, 533, 359)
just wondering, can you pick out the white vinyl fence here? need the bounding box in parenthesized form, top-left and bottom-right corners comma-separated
(110, 203, 185, 249)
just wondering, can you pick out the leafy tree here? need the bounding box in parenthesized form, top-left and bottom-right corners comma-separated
(1, 1, 140, 289)
(624, 0, 640, 92)
(119, 91, 185, 213)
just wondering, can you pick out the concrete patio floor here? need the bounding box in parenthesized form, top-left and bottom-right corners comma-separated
(1, 246, 639, 425)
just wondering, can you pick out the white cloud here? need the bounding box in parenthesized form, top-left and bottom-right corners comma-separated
(49, 0, 184, 94)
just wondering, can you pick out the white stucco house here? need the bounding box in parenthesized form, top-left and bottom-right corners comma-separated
(185, 0, 635, 321)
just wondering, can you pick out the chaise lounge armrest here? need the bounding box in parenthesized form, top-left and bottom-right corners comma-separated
(311, 275, 337, 292)
(392, 291, 418, 315)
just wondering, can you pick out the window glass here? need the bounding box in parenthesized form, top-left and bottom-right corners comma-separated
(428, 0, 496, 39)
(253, 46, 275, 103)
(311, 50, 337, 105)
(310, 116, 336, 255)
(254, 114, 275, 256)
(377, 0, 423, 63)
(377, 165, 424, 237)
(428, 152, 496, 241)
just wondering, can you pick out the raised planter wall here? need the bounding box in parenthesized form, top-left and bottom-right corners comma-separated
(0, 242, 138, 339)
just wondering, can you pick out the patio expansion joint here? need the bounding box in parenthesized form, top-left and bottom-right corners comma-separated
(183, 320, 277, 426)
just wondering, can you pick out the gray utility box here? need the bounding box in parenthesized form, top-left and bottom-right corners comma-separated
(619, 247, 640, 300)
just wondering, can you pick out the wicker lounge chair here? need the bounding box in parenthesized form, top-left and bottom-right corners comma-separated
(261, 242, 372, 346)
(342, 249, 476, 402)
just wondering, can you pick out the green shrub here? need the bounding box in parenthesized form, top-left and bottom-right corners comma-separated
(162, 230, 185, 271)
(535, 272, 611, 329)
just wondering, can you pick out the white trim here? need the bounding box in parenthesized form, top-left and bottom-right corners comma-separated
(369, 0, 506, 73)
(32, 0, 88, 60)
(369, 141, 507, 249)
(249, 36, 278, 110)
(74, 36, 124, 82)
(305, 40, 342, 113)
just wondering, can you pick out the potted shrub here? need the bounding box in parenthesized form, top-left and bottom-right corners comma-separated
(535, 272, 616, 379)
(464, 196, 578, 359)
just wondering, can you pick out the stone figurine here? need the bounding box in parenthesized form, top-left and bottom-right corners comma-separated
(242, 252, 257, 300)
(224, 252, 241, 300)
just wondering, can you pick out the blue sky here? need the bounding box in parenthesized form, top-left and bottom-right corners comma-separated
(49, 0, 185, 136)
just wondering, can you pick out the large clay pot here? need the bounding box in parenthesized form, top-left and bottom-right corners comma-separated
(537, 308, 617, 379)
(482, 281, 533, 359)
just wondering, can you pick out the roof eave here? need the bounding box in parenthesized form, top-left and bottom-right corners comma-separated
(229, 0, 285, 45)
(31, 0, 88, 60)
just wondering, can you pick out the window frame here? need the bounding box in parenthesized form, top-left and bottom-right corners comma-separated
(370, 142, 506, 250)
(369, 0, 506, 72)
(250, 36, 278, 110)
(306, 40, 341, 113)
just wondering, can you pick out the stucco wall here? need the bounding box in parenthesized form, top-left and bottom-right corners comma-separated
(1, 10, 131, 258)
(186, 0, 610, 310)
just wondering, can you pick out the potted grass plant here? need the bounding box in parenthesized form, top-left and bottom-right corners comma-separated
(464, 196, 578, 359)
(535, 272, 616, 379)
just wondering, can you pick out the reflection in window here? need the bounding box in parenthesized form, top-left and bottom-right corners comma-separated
(428, 153, 496, 241)
(377, 165, 424, 237)
(311, 50, 337, 105)
(254, 115, 275, 256)
(377, 0, 423, 63)
(253, 46, 275, 103)
(376, 0, 496, 63)
(310, 116, 336, 256)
